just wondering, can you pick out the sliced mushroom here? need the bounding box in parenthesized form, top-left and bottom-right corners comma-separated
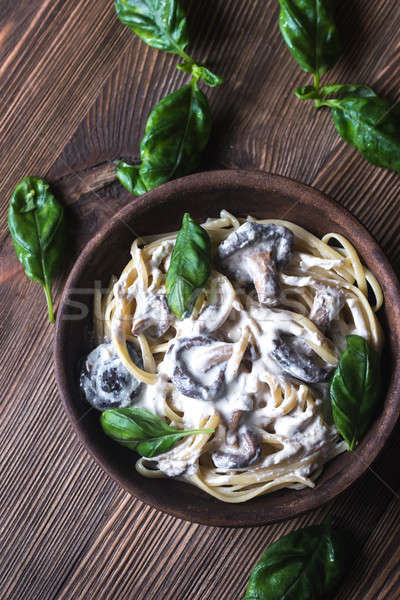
(80, 342, 143, 410)
(309, 285, 345, 332)
(228, 410, 244, 435)
(131, 292, 173, 338)
(168, 335, 233, 401)
(271, 332, 331, 383)
(217, 222, 294, 305)
(212, 425, 261, 470)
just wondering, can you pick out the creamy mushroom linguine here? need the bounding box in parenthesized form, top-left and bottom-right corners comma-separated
(81, 211, 383, 503)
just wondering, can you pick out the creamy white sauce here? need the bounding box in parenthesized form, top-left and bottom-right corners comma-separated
(87, 225, 371, 481)
(131, 289, 340, 476)
(298, 253, 345, 270)
(346, 298, 370, 340)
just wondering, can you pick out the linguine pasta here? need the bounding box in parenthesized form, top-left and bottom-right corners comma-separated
(90, 211, 383, 503)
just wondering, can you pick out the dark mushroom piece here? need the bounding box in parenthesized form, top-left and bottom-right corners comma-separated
(271, 332, 332, 383)
(169, 335, 233, 401)
(217, 222, 294, 305)
(212, 414, 261, 470)
(132, 293, 173, 338)
(80, 342, 143, 410)
(309, 285, 345, 332)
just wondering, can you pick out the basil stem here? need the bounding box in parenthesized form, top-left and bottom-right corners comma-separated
(330, 334, 381, 450)
(177, 61, 224, 88)
(165, 212, 211, 320)
(101, 406, 214, 458)
(8, 177, 65, 323)
(245, 519, 354, 600)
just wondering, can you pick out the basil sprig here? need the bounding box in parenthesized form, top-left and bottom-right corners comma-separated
(245, 520, 354, 600)
(296, 84, 400, 173)
(279, 0, 341, 81)
(115, 0, 223, 196)
(330, 334, 381, 451)
(8, 177, 65, 323)
(295, 83, 375, 102)
(166, 213, 211, 319)
(114, 0, 223, 87)
(279, 2, 400, 174)
(318, 86, 400, 173)
(117, 80, 212, 195)
(101, 406, 214, 457)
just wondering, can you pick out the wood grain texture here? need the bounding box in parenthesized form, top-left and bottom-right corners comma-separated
(0, 1, 399, 599)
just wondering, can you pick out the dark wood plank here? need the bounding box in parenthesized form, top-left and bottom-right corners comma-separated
(337, 497, 400, 600)
(1, 1, 399, 599)
(0, 0, 132, 233)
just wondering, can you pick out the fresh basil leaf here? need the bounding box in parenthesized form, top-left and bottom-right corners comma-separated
(165, 212, 211, 319)
(100, 406, 214, 458)
(114, 0, 189, 55)
(318, 86, 400, 173)
(245, 520, 354, 600)
(177, 60, 224, 87)
(117, 83, 212, 196)
(279, 0, 341, 76)
(8, 177, 64, 323)
(330, 334, 381, 450)
(136, 81, 212, 193)
(115, 161, 148, 195)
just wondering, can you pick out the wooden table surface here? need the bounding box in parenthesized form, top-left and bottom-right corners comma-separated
(1, 1, 400, 598)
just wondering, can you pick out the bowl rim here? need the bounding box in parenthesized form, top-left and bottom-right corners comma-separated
(54, 169, 400, 527)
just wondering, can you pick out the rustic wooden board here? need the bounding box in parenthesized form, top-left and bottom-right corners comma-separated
(0, 1, 399, 598)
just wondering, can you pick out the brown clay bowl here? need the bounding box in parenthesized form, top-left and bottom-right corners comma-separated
(54, 170, 400, 527)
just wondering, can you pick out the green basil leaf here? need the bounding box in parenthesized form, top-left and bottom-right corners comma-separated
(330, 334, 381, 450)
(115, 161, 147, 195)
(279, 0, 341, 75)
(177, 60, 224, 87)
(136, 433, 192, 457)
(165, 212, 211, 319)
(245, 520, 354, 600)
(318, 86, 400, 173)
(8, 177, 65, 323)
(114, 0, 189, 55)
(116, 83, 212, 196)
(100, 406, 214, 458)
(137, 81, 212, 192)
